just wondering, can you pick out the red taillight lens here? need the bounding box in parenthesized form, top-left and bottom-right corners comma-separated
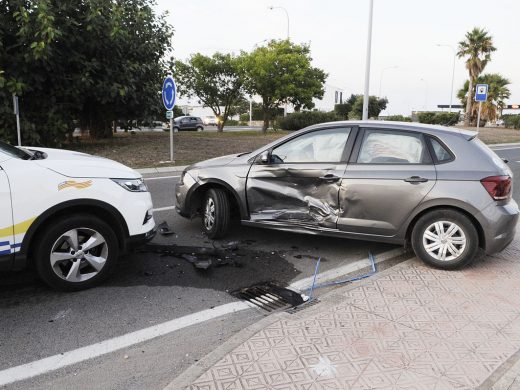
(481, 176, 512, 201)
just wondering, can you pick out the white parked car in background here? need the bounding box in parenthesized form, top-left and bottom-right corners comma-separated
(0, 140, 156, 291)
(203, 116, 217, 126)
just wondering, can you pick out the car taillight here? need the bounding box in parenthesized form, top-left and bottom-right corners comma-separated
(481, 176, 512, 201)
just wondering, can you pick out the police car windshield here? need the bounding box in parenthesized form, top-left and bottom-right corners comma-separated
(0, 140, 33, 160)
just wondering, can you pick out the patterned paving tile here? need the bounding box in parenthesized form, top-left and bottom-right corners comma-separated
(187, 243, 520, 390)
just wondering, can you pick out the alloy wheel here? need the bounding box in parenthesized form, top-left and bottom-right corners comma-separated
(50, 228, 108, 282)
(204, 197, 215, 231)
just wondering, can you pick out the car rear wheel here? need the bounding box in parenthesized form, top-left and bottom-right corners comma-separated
(411, 209, 479, 269)
(202, 188, 230, 239)
(34, 214, 119, 291)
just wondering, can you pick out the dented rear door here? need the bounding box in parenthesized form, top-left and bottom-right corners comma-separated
(338, 127, 437, 237)
(246, 127, 356, 229)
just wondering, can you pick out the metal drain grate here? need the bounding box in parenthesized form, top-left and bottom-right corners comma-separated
(232, 283, 305, 312)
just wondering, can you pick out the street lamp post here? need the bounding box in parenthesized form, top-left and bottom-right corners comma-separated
(378, 66, 398, 97)
(362, 0, 374, 120)
(268, 6, 290, 39)
(269, 5, 290, 117)
(436, 44, 456, 113)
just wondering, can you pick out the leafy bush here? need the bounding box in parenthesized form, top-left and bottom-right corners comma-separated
(384, 115, 412, 122)
(417, 112, 460, 126)
(502, 115, 520, 129)
(276, 111, 340, 131)
(225, 119, 240, 126)
(334, 103, 351, 119)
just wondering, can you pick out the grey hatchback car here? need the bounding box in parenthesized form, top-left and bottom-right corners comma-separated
(173, 116, 204, 131)
(175, 121, 519, 269)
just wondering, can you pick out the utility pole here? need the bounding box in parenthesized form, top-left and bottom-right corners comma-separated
(362, 0, 374, 120)
(13, 95, 21, 146)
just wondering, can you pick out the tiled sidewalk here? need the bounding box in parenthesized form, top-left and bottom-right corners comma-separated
(184, 238, 520, 389)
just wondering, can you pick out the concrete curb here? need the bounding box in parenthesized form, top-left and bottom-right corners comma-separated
(289, 247, 406, 292)
(163, 248, 415, 389)
(137, 165, 187, 175)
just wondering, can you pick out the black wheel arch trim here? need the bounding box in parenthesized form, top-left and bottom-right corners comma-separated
(185, 178, 248, 219)
(18, 199, 130, 259)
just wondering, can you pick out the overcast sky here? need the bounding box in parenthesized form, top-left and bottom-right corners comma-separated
(155, 0, 519, 115)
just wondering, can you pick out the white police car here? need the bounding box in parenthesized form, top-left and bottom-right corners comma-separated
(0, 140, 156, 291)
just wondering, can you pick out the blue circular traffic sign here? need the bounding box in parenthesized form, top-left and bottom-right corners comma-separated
(162, 76, 176, 111)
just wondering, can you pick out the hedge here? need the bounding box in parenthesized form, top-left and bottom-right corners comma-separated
(275, 111, 341, 131)
(417, 112, 460, 126)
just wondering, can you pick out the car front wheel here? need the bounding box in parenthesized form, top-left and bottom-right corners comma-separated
(34, 214, 119, 291)
(202, 188, 230, 239)
(411, 209, 479, 269)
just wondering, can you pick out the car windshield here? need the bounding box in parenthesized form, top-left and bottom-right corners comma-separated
(0, 140, 33, 160)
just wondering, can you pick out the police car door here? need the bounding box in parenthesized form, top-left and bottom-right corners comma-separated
(0, 165, 14, 267)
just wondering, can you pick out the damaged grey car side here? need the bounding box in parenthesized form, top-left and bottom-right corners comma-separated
(175, 120, 519, 269)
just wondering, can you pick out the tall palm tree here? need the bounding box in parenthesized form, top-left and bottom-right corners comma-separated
(457, 73, 510, 123)
(457, 28, 496, 126)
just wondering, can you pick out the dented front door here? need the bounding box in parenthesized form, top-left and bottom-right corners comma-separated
(245, 127, 353, 229)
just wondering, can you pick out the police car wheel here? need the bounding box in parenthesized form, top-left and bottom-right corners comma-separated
(34, 214, 119, 291)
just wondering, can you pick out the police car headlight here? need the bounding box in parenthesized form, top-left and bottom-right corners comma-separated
(112, 178, 148, 192)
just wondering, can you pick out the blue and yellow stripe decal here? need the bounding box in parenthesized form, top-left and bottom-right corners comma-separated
(0, 218, 36, 255)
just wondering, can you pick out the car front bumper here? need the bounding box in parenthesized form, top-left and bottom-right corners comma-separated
(125, 226, 157, 252)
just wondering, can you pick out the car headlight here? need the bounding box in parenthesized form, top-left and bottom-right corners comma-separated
(111, 178, 148, 192)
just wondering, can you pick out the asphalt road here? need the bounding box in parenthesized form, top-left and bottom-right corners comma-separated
(1, 145, 519, 390)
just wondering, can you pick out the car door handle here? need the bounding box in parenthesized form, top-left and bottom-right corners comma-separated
(404, 176, 429, 184)
(319, 174, 341, 182)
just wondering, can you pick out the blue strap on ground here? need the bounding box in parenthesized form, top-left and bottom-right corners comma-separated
(307, 251, 377, 298)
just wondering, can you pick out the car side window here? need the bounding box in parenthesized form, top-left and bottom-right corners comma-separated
(357, 130, 429, 164)
(271, 128, 350, 164)
(430, 138, 453, 163)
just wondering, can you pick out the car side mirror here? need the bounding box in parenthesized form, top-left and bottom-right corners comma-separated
(260, 152, 270, 164)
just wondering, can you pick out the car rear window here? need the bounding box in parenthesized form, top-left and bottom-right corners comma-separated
(357, 130, 429, 164)
(430, 138, 453, 163)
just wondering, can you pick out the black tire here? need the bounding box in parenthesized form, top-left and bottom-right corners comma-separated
(34, 214, 119, 291)
(173, 126, 180, 132)
(202, 188, 230, 239)
(411, 209, 479, 270)
(196, 126, 203, 132)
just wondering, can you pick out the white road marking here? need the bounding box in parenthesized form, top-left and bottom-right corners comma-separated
(153, 206, 175, 212)
(144, 175, 180, 181)
(0, 302, 250, 387)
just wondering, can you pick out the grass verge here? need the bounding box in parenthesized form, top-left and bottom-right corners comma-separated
(66, 126, 520, 169)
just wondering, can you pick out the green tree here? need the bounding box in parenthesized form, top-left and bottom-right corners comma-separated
(241, 40, 327, 132)
(0, 0, 173, 143)
(457, 27, 496, 126)
(174, 53, 244, 131)
(349, 95, 388, 119)
(457, 73, 510, 123)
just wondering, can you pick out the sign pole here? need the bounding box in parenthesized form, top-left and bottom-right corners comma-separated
(474, 84, 488, 133)
(170, 117, 174, 162)
(162, 75, 177, 163)
(476, 101, 482, 130)
(13, 95, 21, 146)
